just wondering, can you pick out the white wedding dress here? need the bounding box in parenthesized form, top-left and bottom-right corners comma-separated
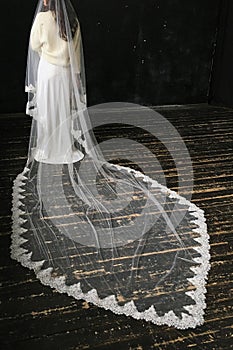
(34, 56, 84, 164)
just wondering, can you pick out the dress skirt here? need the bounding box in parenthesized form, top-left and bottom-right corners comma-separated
(34, 56, 84, 164)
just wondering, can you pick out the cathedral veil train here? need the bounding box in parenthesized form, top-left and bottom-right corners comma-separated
(10, 0, 210, 329)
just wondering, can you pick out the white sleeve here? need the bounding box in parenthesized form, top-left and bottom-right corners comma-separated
(30, 13, 43, 53)
(73, 24, 81, 74)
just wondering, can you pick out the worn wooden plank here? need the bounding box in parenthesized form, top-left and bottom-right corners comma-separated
(0, 103, 233, 349)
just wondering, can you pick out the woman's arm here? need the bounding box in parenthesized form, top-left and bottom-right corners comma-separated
(30, 13, 43, 52)
(73, 23, 81, 74)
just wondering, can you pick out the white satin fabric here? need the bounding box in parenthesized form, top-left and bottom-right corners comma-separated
(34, 56, 84, 164)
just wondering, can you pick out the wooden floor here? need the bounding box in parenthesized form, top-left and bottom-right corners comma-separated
(0, 103, 233, 349)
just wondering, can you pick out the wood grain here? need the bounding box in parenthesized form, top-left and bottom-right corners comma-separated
(0, 103, 232, 350)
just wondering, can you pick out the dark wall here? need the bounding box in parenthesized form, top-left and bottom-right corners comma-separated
(0, 0, 220, 113)
(209, 0, 233, 108)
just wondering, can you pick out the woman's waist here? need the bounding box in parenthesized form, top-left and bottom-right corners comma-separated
(40, 51, 71, 68)
(38, 56, 71, 79)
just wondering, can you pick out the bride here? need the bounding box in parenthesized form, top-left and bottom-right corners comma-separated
(28, 0, 85, 163)
(11, 0, 210, 329)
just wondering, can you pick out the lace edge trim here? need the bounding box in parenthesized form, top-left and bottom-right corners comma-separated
(10, 165, 211, 329)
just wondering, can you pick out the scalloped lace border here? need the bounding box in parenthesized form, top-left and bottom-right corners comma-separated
(10, 165, 211, 329)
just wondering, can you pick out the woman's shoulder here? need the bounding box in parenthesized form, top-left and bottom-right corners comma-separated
(35, 10, 53, 22)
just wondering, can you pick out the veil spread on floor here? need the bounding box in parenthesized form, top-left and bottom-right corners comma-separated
(11, 0, 210, 329)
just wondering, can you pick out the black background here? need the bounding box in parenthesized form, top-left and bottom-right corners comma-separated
(209, 0, 233, 108)
(0, 0, 226, 113)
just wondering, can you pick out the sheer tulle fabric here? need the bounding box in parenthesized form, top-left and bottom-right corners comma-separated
(11, 0, 210, 329)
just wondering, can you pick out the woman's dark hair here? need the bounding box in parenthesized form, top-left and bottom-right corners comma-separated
(42, 0, 78, 41)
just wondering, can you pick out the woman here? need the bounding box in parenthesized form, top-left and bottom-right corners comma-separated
(28, 0, 85, 163)
(10, 0, 210, 329)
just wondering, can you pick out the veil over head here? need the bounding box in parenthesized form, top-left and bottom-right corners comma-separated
(11, 0, 210, 329)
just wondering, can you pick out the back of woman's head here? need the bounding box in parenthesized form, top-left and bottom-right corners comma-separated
(42, 0, 58, 13)
(42, 0, 78, 41)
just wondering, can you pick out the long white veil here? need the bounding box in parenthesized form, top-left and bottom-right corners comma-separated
(11, 0, 210, 329)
